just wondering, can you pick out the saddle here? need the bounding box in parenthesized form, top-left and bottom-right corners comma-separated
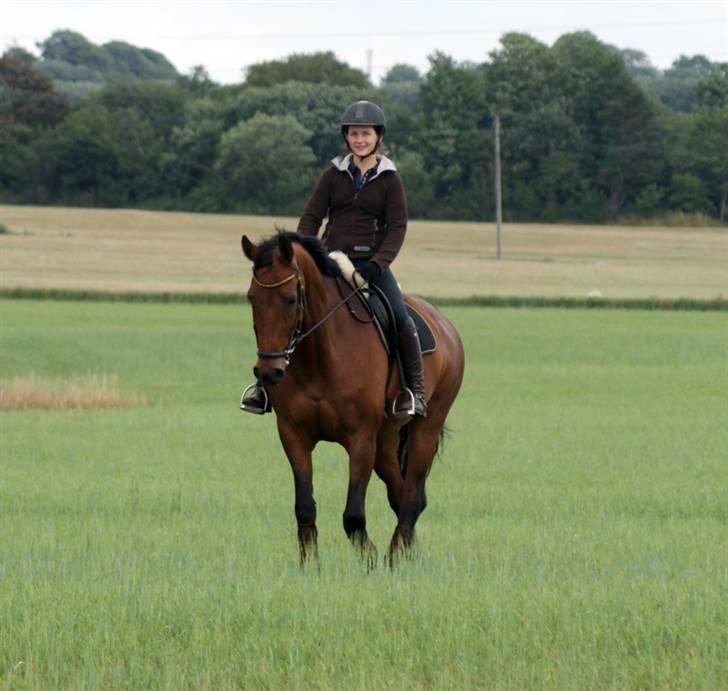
(329, 251, 436, 357)
(366, 287, 437, 357)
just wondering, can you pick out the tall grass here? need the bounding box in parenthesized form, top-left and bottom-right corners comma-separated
(0, 373, 146, 410)
(1, 300, 726, 689)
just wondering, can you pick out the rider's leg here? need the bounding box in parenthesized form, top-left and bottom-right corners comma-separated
(366, 266, 426, 417)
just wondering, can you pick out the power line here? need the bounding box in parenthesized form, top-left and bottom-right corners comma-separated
(0, 18, 723, 42)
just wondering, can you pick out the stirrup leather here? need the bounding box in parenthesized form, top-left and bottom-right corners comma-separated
(240, 383, 269, 414)
(392, 387, 416, 418)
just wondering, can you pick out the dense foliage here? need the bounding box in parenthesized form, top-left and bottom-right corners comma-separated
(1, 31, 726, 223)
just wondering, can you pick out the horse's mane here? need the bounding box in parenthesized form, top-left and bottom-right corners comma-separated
(256, 230, 343, 279)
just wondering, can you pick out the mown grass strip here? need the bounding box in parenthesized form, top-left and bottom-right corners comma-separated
(2, 286, 728, 312)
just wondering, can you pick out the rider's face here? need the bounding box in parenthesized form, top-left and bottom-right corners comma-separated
(345, 126, 380, 159)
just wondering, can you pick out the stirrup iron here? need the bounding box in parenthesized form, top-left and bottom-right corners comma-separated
(392, 387, 416, 418)
(240, 383, 269, 414)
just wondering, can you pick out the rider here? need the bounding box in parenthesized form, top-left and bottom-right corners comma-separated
(241, 100, 426, 418)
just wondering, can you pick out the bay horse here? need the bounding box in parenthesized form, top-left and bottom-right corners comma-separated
(241, 231, 464, 565)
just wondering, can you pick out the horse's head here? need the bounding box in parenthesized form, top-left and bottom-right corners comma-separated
(242, 233, 305, 386)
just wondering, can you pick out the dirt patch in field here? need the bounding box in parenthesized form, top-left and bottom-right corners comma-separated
(0, 374, 148, 411)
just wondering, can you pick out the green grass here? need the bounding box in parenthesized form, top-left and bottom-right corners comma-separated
(1, 300, 727, 689)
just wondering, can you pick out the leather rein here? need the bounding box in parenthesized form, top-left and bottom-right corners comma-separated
(252, 268, 366, 365)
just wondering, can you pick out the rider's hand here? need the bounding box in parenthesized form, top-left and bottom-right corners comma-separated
(358, 261, 382, 283)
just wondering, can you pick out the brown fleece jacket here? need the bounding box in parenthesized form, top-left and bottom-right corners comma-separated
(297, 154, 408, 271)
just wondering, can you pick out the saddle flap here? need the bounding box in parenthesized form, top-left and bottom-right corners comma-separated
(368, 290, 436, 355)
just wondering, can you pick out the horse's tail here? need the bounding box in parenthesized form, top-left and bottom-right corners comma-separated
(397, 423, 449, 478)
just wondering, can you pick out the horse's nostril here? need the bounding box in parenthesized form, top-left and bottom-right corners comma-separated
(257, 367, 286, 387)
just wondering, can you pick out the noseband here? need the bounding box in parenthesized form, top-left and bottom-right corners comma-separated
(251, 267, 365, 366)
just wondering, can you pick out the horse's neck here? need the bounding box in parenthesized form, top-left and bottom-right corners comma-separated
(296, 269, 343, 366)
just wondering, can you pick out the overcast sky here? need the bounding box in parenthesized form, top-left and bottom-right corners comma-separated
(2, 0, 727, 84)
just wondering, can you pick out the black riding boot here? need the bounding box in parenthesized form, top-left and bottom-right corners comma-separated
(394, 317, 427, 417)
(240, 383, 271, 415)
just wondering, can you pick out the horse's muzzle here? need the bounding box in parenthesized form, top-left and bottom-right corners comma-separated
(254, 364, 286, 386)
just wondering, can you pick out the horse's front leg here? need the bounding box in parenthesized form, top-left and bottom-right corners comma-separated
(343, 433, 378, 568)
(278, 421, 318, 565)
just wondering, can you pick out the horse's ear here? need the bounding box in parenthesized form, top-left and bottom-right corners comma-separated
(278, 233, 294, 264)
(241, 235, 257, 262)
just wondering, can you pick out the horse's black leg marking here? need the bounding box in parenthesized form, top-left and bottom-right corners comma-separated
(343, 484, 367, 545)
(399, 475, 428, 530)
(342, 438, 378, 567)
(388, 419, 442, 564)
(294, 474, 318, 564)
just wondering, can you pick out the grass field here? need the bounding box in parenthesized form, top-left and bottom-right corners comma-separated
(1, 204, 727, 300)
(1, 299, 727, 689)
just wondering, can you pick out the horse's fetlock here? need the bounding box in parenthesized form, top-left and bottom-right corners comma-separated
(343, 513, 366, 538)
(295, 499, 316, 527)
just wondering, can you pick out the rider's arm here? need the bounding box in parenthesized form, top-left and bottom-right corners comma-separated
(297, 169, 332, 237)
(370, 173, 408, 272)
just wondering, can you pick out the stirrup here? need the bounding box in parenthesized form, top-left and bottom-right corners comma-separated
(392, 388, 416, 418)
(240, 383, 269, 415)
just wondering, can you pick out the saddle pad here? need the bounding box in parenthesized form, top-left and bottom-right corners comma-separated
(407, 304, 436, 355)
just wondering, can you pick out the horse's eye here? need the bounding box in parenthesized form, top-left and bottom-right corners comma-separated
(285, 295, 296, 307)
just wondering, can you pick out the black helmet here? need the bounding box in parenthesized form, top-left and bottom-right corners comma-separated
(340, 101, 386, 134)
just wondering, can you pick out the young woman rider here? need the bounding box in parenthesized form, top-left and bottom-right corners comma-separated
(241, 100, 425, 418)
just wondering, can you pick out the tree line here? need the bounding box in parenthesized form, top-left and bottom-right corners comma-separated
(1, 29, 727, 223)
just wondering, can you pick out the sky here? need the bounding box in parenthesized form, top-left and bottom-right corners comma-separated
(2, 0, 727, 84)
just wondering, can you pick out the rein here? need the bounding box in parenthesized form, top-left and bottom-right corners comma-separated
(252, 268, 366, 364)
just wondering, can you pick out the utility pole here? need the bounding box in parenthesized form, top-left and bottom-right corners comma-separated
(494, 113, 503, 260)
(366, 49, 373, 82)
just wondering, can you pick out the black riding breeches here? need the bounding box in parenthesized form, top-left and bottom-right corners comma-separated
(353, 260, 408, 330)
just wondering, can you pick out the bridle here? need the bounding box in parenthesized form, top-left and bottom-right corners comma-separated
(251, 266, 366, 366)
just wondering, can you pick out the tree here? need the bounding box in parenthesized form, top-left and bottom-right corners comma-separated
(161, 97, 227, 196)
(39, 30, 114, 73)
(381, 64, 422, 85)
(229, 81, 377, 166)
(0, 52, 67, 127)
(213, 113, 315, 212)
(552, 32, 663, 215)
(102, 41, 178, 80)
(688, 106, 728, 221)
(46, 103, 123, 204)
(0, 125, 38, 197)
(176, 65, 217, 97)
(617, 48, 659, 80)
(36, 30, 179, 101)
(669, 172, 712, 213)
(483, 33, 581, 219)
(695, 63, 728, 110)
(652, 55, 719, 112)
(381, 63, 423, 114)
(245, 52, 369, 88)
(419, 52, 491, 217)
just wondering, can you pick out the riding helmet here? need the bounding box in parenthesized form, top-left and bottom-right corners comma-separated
(340, 101, 386, 134)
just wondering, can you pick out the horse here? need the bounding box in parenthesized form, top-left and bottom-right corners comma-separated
(241, 231, 464, 565)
